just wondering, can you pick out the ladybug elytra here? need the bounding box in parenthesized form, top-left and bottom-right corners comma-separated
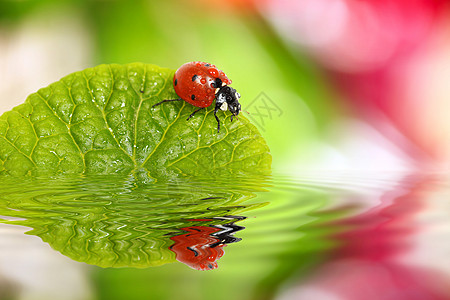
(152, 61, 241, 132)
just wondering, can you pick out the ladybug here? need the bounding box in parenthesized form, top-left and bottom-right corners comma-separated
(152, 61, 241, 132)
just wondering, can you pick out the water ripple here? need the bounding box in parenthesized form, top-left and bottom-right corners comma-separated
(0, 174, 269, 269)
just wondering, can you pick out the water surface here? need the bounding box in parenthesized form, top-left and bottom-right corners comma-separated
(0, 172, 449, 300)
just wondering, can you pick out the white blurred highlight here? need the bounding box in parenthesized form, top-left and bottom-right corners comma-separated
(279, 119, 418, 175)
(266, 0, 348, 49)
(0, 224, 93, 300)
(0, 7, 92, 115)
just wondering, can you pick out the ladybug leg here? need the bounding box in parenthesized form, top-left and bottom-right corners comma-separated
(187, 107, 205, 120)
(152, 98, 182, 108)
(214, 107, 221, 133)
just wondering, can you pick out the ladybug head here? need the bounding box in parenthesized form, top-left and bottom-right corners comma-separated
(216, 86, 241, 117)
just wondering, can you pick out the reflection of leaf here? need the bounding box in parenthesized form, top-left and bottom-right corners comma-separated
(0, 63, 271, 178)
(0, 175, 268, 268)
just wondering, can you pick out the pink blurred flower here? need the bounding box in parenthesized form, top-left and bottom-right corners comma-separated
(277, 175, 450, 300)
(258, 0, 450, 165)
(263, 0, 444, 72)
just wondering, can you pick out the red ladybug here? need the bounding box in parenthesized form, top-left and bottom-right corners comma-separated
(152, 61, 241, 132)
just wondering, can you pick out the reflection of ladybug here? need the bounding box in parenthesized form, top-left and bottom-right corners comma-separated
(169, 218, 245, 271)
(152, 61, 241, 132)
(169, 226, 225, 271)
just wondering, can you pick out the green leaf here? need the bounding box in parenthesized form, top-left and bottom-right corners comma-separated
(0, 63, 271, 178)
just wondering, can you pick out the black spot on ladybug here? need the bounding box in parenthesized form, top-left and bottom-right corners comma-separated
(191, 94, 195, 100)
(212, 78, 222, 88)
(192, 74, 198, 81)
(174, 78, 178, 86)
(205, 63, 210, 67)
(187, 247, 199, 257)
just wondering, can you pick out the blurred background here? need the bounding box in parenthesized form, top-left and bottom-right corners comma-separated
(1, 0, 450, 299)
(2, 0, 450, 173)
